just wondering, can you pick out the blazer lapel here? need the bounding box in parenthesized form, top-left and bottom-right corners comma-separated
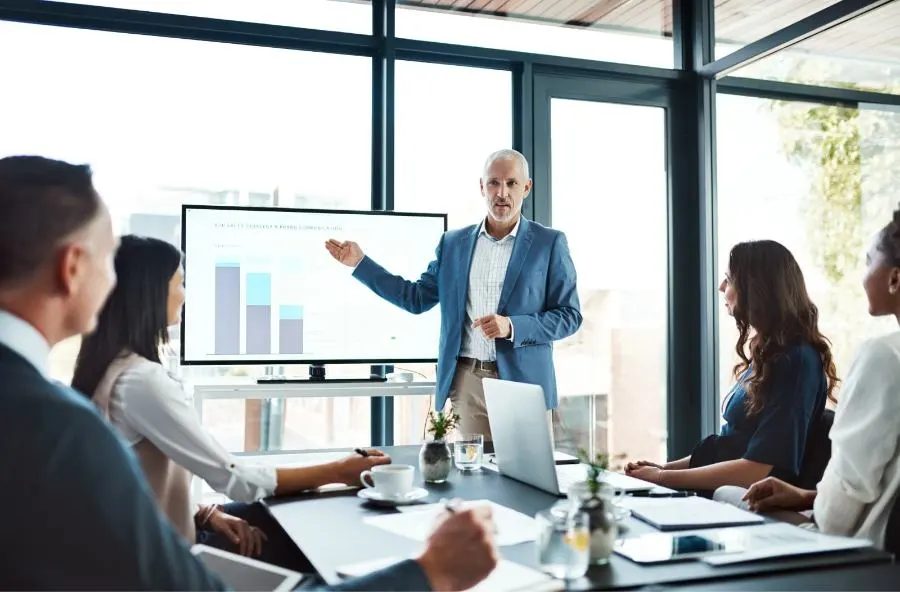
(498, 217, 534, 313)
(457, 224, 481, 320)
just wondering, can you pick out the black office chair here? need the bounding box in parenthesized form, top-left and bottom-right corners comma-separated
(884, 493, 900, 555)
(796, 408, 835, 490)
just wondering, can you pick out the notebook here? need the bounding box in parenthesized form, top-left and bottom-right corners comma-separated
(336, 556, 563, 592)
(618, 496, 765, 531)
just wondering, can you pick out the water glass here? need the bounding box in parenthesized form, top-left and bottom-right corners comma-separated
(535, 503, 590, 580)
(454, 433, 484, 471)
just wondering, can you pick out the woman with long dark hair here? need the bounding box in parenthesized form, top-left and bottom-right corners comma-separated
(735, 211, 900, 550)
(625, 240, 838, 492)
(72, 235, 390, 569)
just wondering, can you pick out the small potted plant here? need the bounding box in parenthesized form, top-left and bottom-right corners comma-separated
(568, 449, 618, 565)
(418, 410, 459, 483)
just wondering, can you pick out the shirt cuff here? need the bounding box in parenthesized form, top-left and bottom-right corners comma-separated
(506, 318, 515, 341)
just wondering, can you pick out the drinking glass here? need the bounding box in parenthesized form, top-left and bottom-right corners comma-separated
(535, 503, 590, 580)
(454, 433, 484, 471)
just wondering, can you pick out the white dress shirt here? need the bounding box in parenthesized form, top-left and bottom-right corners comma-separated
(0, 310, 50, 376)
(109, 357, 277, 503)
(814, 331, 900, 548)
(459, 218, 519, 362)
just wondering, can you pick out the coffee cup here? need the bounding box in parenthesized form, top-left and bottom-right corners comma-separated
(360, 464, 415, 498)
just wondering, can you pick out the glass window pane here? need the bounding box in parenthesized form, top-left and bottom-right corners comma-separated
(729, 2, 900, 94)
(394, 61, 512, 230)
(0, 21, 372, 388)
(715, 93, 899, 414)
(550, 99, 668, 465)
(46, 0, 371, 34)
(396, 1, 673, 68)
(714, 0, 842, 59)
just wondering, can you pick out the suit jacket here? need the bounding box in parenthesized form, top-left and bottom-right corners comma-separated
(353, 216, 582, 409)
(0, 343, 431, 591)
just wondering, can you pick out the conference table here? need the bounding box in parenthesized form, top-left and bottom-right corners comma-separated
(265, 446, 893, 590)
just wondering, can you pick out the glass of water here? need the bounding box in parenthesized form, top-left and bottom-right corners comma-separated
(454, 433, 484, 471)
(535, 503, 590, 580)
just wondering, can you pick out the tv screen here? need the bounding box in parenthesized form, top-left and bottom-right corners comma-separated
(181, 205, 446, 365)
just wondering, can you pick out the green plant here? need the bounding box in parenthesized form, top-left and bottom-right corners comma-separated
(425, 410, 460, 441)
(578, 449, 610, 495)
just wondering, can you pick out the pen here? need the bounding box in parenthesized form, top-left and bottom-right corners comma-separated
(354, 448, 369, 458)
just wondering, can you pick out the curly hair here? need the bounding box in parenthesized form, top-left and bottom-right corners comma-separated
(728, 240, 839, 415)
(876, 204, 900, 264)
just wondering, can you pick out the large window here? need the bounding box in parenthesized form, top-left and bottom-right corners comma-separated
(715, 93, 900, 413)
(396, 1, 673, 68)
(49, 0, 371, 34)
(0, 21, 373, 449)
(394, 61, 512, 230)
(549, 99, 669, 467)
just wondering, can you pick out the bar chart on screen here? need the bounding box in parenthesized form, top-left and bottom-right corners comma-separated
(184, 206, 445, 364)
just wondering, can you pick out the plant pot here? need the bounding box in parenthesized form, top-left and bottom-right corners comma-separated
(567, 481, 618, 564)
(419, 440, 452, 483)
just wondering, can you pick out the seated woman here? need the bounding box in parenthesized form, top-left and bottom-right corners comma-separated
(625, 240, 838, 492)
(727, 211, 900, 550)
(72, 235, 391, 570)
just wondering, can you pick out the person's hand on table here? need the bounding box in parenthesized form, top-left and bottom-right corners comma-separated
(416, 500, 498, 591)
(333, 449, 391, 485)
(743, 477, 815, 512)
(207, 510, 267, 557)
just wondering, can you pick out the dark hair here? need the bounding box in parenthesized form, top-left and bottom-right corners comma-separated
(71, 235, 182, 397)
(876, 205, 900, 265)
(728, 240, 839, 415)
(0, 155, 101, 287)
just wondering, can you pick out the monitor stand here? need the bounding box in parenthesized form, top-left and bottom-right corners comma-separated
(256, 364, 389, 384)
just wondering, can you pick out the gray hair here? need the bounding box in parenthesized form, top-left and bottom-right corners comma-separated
(482, 149, 530, 181)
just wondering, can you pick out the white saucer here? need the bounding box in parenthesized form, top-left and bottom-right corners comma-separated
(357, 487, 429, 506)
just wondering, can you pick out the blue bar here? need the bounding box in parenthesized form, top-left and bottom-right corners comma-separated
(246, 273, 271, 306)
(279, 305, 304, 320)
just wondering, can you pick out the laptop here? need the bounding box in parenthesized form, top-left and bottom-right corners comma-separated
(482, 378, 656, 496)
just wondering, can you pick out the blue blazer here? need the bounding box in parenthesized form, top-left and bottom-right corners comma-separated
(353, 217, 582, 410)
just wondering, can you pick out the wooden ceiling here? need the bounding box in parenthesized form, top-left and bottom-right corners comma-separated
(397, 0, 900, 63)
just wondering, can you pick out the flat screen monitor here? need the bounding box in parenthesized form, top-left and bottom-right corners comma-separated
(181, 205, 446, 365)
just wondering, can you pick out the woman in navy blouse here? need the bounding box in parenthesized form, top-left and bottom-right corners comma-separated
(626, 240, 839, 492)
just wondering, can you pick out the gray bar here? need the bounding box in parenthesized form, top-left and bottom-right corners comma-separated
(214, 265, 240, 355)
(279, 319, 303, 355)
(246, 304, 271, 355)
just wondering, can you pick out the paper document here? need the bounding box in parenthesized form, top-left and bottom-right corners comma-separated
(337, 556, 562, 592)
(365, 500, 536, 546)
(618, 496, 765, 530)
(701, 522, 872, 565)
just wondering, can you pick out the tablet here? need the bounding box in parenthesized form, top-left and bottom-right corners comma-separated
(615, 533, 743, 564)
(191, 544, 304, 592)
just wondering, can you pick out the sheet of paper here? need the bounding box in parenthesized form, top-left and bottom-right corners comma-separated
(364, 500, 536, 546)
(337, 556, 562, 592)
(701, 522, 872, 565)
(618, 496, 765, 529)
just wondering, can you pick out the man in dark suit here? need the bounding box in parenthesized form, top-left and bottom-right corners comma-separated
(326, 149, 582, 446)
(0, 155, 497, 590)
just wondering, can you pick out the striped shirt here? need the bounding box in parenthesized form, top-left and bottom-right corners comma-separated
(459, 218, 520, 361)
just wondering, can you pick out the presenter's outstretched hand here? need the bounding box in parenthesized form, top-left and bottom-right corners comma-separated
(416, 503, 498, 591)
(325, 239, 364, 267)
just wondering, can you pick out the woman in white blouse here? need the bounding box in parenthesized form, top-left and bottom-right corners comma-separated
(71, 235, 391, 569)
(723, 209, 900, 549)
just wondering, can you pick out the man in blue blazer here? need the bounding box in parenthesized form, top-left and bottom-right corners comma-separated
(326, 149, 582, 444)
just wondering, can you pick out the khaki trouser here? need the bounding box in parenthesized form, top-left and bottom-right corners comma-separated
(448, 362, 498, 444)
(447, 360, 554, 453)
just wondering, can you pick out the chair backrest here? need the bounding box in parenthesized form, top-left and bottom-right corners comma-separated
(797, 408, 835, 490)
